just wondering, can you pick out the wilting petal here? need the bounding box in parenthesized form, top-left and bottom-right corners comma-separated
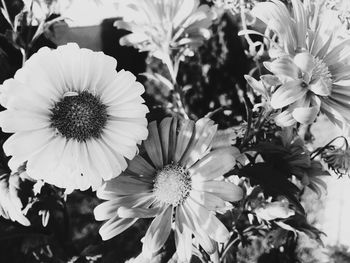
(270, 80, 306, 109)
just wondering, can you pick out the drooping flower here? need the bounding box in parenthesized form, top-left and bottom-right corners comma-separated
(322, 146, 350, 177)
(0, 43, 149, 191)
(94, 117, 243, 261)
(114, 0, 213, 59)
(252, 0, 350, 128)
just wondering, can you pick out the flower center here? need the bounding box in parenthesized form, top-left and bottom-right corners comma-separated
(153, 164, 192, 206)
(50, 91, 108, 142)
(311, 57, 332, 87)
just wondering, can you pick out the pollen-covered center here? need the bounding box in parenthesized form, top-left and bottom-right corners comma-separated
(50, 91, 108, 142)
(153, 164, 192, 206)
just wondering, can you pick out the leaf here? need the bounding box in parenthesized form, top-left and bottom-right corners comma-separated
(238, 163, 305, 215)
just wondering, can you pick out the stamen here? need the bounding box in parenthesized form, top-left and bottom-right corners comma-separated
(312, 57, 332, 88)
(153, 164, 192, 206)
(50, 91, 108, 142)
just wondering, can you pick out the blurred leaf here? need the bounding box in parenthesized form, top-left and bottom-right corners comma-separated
(238, 163, 305, 215)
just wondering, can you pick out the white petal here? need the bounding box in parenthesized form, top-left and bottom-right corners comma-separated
(193, 181, 243, 202)
(0, 110, 50, 132)
(99, 216, 137, 240)
(189, 147, 240, 181)
(142, 206, 173, 259)
(186, 198, 229, 243)
(270, 80, 306, 109)
(144, 121, 164, 169)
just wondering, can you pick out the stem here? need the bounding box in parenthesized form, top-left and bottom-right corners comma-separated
(311, 135, 349, 160)
(163, 54, 189, 119)
(20, 47, 27, 66)
(220, 237, 240, 262)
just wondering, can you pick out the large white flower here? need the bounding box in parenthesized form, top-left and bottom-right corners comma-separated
(0, 43, 149, 191)
(94, 117, 243, 261)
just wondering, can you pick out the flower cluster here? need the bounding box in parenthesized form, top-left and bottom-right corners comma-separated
(250, 0, 350, 129)
(114, 0, 214, 60)
(0, 0, 349, 262)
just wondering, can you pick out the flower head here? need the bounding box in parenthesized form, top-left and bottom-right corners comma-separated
(0, 43, 149, 191)
(322, 146, 350, 177)
(253, 0, 350, 128)
(114, 0, 213, 59)
(94, 117, 243, 261)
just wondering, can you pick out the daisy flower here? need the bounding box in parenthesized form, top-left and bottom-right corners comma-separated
(94, 117, 243, 261)
(114, 0, 213, 59)
(0, 43, 149, 191)
(252, 0, 350, 128)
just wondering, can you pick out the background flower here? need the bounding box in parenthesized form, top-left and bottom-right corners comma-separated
(253, 0, 350, 128)
(113, 0, 213, 60)
(0, 43, 149, 191)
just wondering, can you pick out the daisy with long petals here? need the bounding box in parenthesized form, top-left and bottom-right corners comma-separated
(0, 43, 149, 191)
(252, 0, 350, 128)
(94, 117, 243, 261)
(114, 0, 213, 59)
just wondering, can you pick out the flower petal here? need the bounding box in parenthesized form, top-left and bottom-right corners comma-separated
(270, 80, 306, 109)
(142, 206, 173, 259)
(174, 119, 195, 163)
(264, 56, 299, 79)
(144, 121, 164, 169)
(117, 206, 161, 218)
(186, 198, 229, 243)
(99, 216, 137, 240)
(190, 190, 226, 212)
(181, 202, 216, 254)
(309, 78, 331, 96)
(292, 105, 320, 124)
(193, 181, 243, 202)
(180, 118, 217, 168)
(189, 147, 240, 181)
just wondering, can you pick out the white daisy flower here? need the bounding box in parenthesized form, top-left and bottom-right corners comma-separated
(0, 43, 149, 191)
(94, 117, 243, 261)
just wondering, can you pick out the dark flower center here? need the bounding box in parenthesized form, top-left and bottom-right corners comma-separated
(50, 91, 108, 142)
